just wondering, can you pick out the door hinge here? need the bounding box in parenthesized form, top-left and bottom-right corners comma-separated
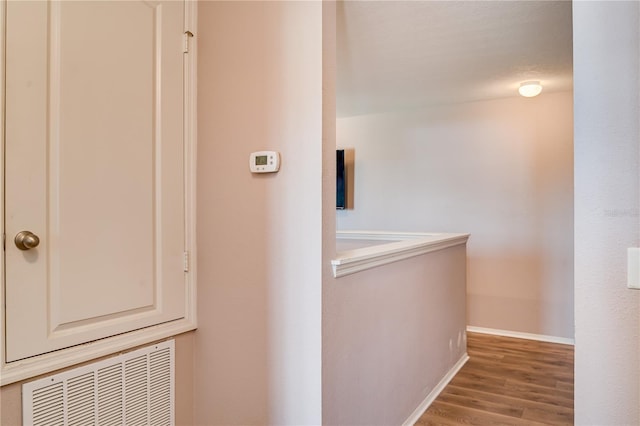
(183, 31, 194, 54)
(183, 251, 190, 272)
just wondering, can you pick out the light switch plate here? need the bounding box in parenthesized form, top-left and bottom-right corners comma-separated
(628, 248, 640, 289)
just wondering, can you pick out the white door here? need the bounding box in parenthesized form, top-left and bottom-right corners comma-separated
(4, 0, 187, 362)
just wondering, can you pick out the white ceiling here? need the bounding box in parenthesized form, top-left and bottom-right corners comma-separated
(337, 0, 573, 117)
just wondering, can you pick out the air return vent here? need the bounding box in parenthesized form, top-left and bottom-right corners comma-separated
(23, 340, 174, 426)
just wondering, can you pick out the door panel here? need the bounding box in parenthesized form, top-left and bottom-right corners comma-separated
(5, 1, 186, 361)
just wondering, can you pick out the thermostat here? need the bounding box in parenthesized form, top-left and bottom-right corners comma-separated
(250, 151, 280, 173)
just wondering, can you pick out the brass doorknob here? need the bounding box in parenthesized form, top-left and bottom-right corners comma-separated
(15, 231, 40, 251)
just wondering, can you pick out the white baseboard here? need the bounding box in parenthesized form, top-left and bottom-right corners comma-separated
(402, 353, 469, 426)
(466, 326, 575, 346)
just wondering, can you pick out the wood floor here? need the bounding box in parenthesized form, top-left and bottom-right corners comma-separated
(417, 332, 574, 425)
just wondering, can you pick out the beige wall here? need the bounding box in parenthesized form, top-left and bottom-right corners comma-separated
(0, 332, 195, 426)
(323, 245, 468, 425)
(194, 2, 327, 424)
(0, 382, 20, 426)
(573, 1, 640, 423)
(336, 92, 574, 339)
(175, 332, 195, 426)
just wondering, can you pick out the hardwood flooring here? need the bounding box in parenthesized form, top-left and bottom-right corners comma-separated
(416, 332, 574, 425)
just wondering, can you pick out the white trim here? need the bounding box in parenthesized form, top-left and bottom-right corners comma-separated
(1, 319, 194, 386)
(466, 326, 575, 345)
(183, 0, 198, 338)
(332, 232, 469, 278)
(336, 230, 442, 241)
(402, 353, 469, 426)
(0, 0, 7, 387)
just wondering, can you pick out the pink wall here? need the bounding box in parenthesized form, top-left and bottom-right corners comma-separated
(573, 1, 640, 423)
(194, 2, 327, 424)
(323, 245, 468, 425)
(336, 92, 574, 339)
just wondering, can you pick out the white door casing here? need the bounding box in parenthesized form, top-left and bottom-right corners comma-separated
(3, 1, 195, 364)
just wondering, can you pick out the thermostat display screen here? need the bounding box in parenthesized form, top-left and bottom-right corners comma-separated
(250, 151, 280, 173)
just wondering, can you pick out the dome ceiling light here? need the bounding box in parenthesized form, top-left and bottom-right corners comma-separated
(518, 81, 543, 97)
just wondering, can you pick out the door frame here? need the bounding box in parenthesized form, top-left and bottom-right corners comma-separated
(0, 0, 198, 386)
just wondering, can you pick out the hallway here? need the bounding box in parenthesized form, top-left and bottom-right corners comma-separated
(418, 332, 574, 425)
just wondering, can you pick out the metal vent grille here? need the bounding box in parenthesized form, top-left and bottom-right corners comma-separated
(23, 340, 174, 426)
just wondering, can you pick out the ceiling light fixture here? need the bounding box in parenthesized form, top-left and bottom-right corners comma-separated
(518, 81, 543, 97)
